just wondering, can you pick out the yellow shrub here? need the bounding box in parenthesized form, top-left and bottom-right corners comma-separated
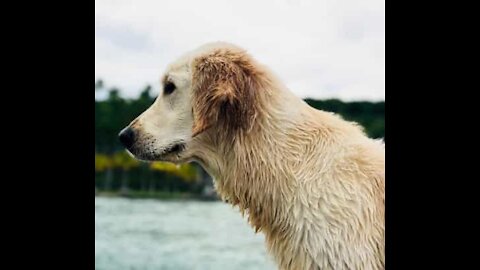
(95, 153, 113, 172)
(150, 162, 197, 182)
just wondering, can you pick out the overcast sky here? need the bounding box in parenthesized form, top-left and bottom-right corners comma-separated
(95, 0, 384, 101)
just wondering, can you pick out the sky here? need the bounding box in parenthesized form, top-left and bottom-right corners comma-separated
(95, 0, 385, 101)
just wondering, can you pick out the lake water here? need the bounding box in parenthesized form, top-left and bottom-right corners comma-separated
(95, 197, 276, 270)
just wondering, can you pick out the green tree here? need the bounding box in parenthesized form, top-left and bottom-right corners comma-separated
(95, 81, 384, 196)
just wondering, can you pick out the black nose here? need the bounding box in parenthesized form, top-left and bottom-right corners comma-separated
(118, 127, 135, 148)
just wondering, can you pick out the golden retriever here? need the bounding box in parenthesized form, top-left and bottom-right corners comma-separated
(119, 42, 385, 270)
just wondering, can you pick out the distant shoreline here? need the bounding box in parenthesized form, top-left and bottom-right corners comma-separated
(95, 190, 219, 201)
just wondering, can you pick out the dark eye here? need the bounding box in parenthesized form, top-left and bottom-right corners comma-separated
(164, 82, 176, 95)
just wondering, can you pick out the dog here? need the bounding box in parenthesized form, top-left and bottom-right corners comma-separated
(119, 42, 385, 270)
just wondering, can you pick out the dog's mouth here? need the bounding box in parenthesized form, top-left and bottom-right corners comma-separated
(128, 140, 188, 162)
(161, 142, 186, 156)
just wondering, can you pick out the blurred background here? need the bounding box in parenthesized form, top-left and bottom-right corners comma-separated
(95, 0, 384, 269)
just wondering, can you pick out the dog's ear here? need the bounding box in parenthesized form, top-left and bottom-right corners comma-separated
(191, 52, 258, 137)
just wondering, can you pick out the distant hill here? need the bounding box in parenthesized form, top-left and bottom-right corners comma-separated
(95, 83, 385, 198)
(95, 87, 385, 153)
(304, 98, 384, 139)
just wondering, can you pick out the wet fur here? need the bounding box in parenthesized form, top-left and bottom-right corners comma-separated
(188, 43, 385, 270)
(128, 42, 385, 270)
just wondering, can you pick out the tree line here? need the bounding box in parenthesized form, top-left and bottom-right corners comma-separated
(95, 80, 384, 198)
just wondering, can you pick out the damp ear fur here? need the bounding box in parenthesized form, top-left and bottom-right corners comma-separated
(191, 50, 259, 137)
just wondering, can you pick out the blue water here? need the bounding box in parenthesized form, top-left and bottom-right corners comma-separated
(95, 197, 276, 270)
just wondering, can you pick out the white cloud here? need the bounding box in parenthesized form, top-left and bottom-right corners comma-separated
(95, 0, 385, 101)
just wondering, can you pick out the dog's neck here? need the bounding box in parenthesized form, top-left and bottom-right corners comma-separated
(191, 81, 352, 232)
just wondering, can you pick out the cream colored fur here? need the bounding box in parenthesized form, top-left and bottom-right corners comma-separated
(125, 42, 385, 270)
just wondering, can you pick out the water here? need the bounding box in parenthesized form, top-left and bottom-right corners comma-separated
(95, 197, 276, 270)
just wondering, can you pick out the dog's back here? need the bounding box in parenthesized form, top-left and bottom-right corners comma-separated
(267, 106, 385, 270)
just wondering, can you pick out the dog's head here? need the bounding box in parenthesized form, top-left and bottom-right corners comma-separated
(119, 42, 261, 163)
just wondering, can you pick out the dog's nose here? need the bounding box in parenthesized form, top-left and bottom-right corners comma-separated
(118, 127, 135, 148)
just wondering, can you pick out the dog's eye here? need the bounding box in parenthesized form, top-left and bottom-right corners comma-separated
(164, 82, 176, 95)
